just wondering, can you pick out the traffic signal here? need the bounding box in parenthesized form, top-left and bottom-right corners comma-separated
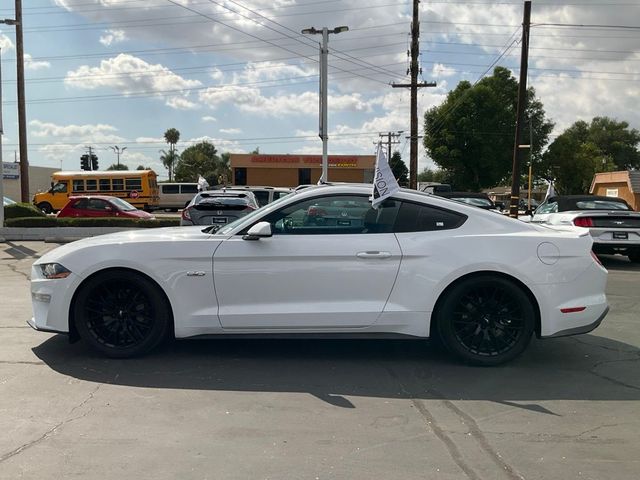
(91, 154, 99, 171)
(80, 154, 90, 171)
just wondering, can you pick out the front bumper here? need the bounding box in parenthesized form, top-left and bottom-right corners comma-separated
(26, 317, 67, 334)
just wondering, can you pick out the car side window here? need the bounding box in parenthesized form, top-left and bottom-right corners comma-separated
(87, 199, 109, 211)
(394, 201, 467, 232)
(253, 191, 270, 207)
(72, 198, 89, 209)
(258, 195, 399, 235)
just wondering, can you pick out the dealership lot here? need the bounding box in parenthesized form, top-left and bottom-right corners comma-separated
(1, 241, 639, 479)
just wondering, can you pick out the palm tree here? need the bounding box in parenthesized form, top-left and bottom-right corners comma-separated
(159, 149, 179, 181)
(163, 128, 180, 181)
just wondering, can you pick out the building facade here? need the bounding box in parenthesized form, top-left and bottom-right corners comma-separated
(2, 163, 58, 203)
(590, 170, 640, 210)
(229, 154, 376, 188)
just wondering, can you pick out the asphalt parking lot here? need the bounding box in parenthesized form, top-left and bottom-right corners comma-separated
(1, 241, 639, 480)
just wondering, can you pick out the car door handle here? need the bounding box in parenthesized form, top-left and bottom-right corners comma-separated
(356, 251, 392, 259)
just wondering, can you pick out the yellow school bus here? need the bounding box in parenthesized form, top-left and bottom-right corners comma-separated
(33, 170, 159, 213)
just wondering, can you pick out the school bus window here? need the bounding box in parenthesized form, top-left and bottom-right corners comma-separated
(125, 178, 142, 190)
(86, 179, 98, 191)
(52, 182, 67, 193)
(112, 178, 124, 190)
(99, 179, 111, 190)
(72, 180, 85, 192)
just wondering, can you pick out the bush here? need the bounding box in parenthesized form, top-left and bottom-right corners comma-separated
(4, 217, 180, 228)
(4, 203, 47, 220)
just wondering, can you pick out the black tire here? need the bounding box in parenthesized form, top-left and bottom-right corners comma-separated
(37, 202, 53, 214)
(73, 270, 171, 358)
(435, 275, 535, 366)
(628, 251, 640, 263)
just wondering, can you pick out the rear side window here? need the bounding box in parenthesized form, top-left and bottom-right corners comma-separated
(72, 198, 89, 209)
(162, 185, 179, 194)
(394, 201, 467, 232)
(181, 185, 198, 194)
(253, 191, 270, 207)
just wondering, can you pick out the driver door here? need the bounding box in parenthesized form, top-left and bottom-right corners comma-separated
(213, 195, 402, 330)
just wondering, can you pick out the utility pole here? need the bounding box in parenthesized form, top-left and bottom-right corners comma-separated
(86, 146, 94, 171)
(392, 0, 436, 190)
(508, 0, 532, 218)
(378, 132, 402, 161)
(14, 0, 28, 202)
(0, 48, 4, 228)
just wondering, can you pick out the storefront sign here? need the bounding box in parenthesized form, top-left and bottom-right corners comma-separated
(249, 155, 360, 168)
(2, 162, 19, 180)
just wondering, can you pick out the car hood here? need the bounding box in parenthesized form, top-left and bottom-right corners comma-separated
(36, 226, 217, 265)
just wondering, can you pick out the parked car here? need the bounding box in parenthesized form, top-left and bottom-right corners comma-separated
(181, 190, 258, 226)
(434, 192, 500, 211)
(3, 196, 16, 207)
(224, 186, 291, 207)
(30, 184, 608, 365)
(530, 195, 640, 262)
(57, 195, 155, 219)
(158, 183, 199, 211)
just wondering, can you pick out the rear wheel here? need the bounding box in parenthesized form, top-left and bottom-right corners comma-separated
(37, 202, 53, 214)
(73, 270, 171, 358)
(435, 275, 535, 366)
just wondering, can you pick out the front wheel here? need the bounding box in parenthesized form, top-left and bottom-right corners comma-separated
(37, 202, 53, 214)
(73, 270, 171, 358)
(435, 275, 535, 366)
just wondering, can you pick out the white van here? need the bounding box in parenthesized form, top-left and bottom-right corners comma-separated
(229, 186, 291, 207)
(158, 183, 199, 210)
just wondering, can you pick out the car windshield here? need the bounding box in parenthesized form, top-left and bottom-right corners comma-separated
(574, 200, 631, 211)
(3, 196, 16, 206)
(109, 197, 137, 211)
(212, 192, 294, 235)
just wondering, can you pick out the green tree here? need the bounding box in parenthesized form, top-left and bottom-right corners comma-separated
(417, 167, 450, 184)
(163, 128, 180, 180)
(106, 163, 129, 170)
(540, 117, 638, 194)
(423, 66, 554, 191)
(389, 151, 408, 186)
(136, 165, 148, 170)
(174, 141, 231, 185)
(160, 149, 180, 181)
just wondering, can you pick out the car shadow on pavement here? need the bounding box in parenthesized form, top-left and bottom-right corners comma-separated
(32, 333, 640, 409)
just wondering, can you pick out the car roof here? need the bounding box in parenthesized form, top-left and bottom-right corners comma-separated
(436, 192, 491, 199)
(68, 195, 119, 201)
(547, 195, 631, 210)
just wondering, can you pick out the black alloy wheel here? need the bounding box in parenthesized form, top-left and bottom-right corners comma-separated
(436, 275, 535, 366)
(74, 270, 171, 358)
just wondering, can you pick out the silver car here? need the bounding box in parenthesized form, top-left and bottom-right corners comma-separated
(531, 195, 640, 262)
(180, 190, 259, 226)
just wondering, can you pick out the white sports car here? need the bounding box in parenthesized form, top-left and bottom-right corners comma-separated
(29, 184, 609, 365)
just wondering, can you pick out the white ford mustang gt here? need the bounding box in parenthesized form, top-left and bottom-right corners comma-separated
(29, 184, 609, 365)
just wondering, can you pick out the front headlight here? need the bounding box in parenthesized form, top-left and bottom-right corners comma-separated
(39, 263, 72, 279)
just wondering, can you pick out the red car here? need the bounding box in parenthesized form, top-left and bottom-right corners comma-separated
(57, 196, 155, 219)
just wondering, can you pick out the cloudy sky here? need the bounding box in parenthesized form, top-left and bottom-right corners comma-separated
(0, 0, 638, 178)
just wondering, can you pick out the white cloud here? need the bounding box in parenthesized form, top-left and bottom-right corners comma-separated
(198, 86, 371, 116)
(24, 54, 51, 71)
(65, 54, 202, 110)
(99, 29, 127, 47)
(219, 128, 242, 134)
(0, 33, 14, 52)
(29, 120, 124, 144)
(432, 63, 455, 78)
(201, 116, 217, 122)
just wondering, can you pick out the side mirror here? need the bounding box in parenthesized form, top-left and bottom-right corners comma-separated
(243, 221, 272, 241)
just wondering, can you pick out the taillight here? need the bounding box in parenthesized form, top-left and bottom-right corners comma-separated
(182, 207, 191, 220)
(573, 217, 594, 227)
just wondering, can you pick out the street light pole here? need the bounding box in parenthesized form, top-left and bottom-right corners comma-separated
(302, 25, 348, 184)
(110, 145, 127, 168)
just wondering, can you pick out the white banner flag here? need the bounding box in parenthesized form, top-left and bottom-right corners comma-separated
(543, 180, 556, 201)
(197, 175, 209, 191)
(371, 143, 400, 209)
